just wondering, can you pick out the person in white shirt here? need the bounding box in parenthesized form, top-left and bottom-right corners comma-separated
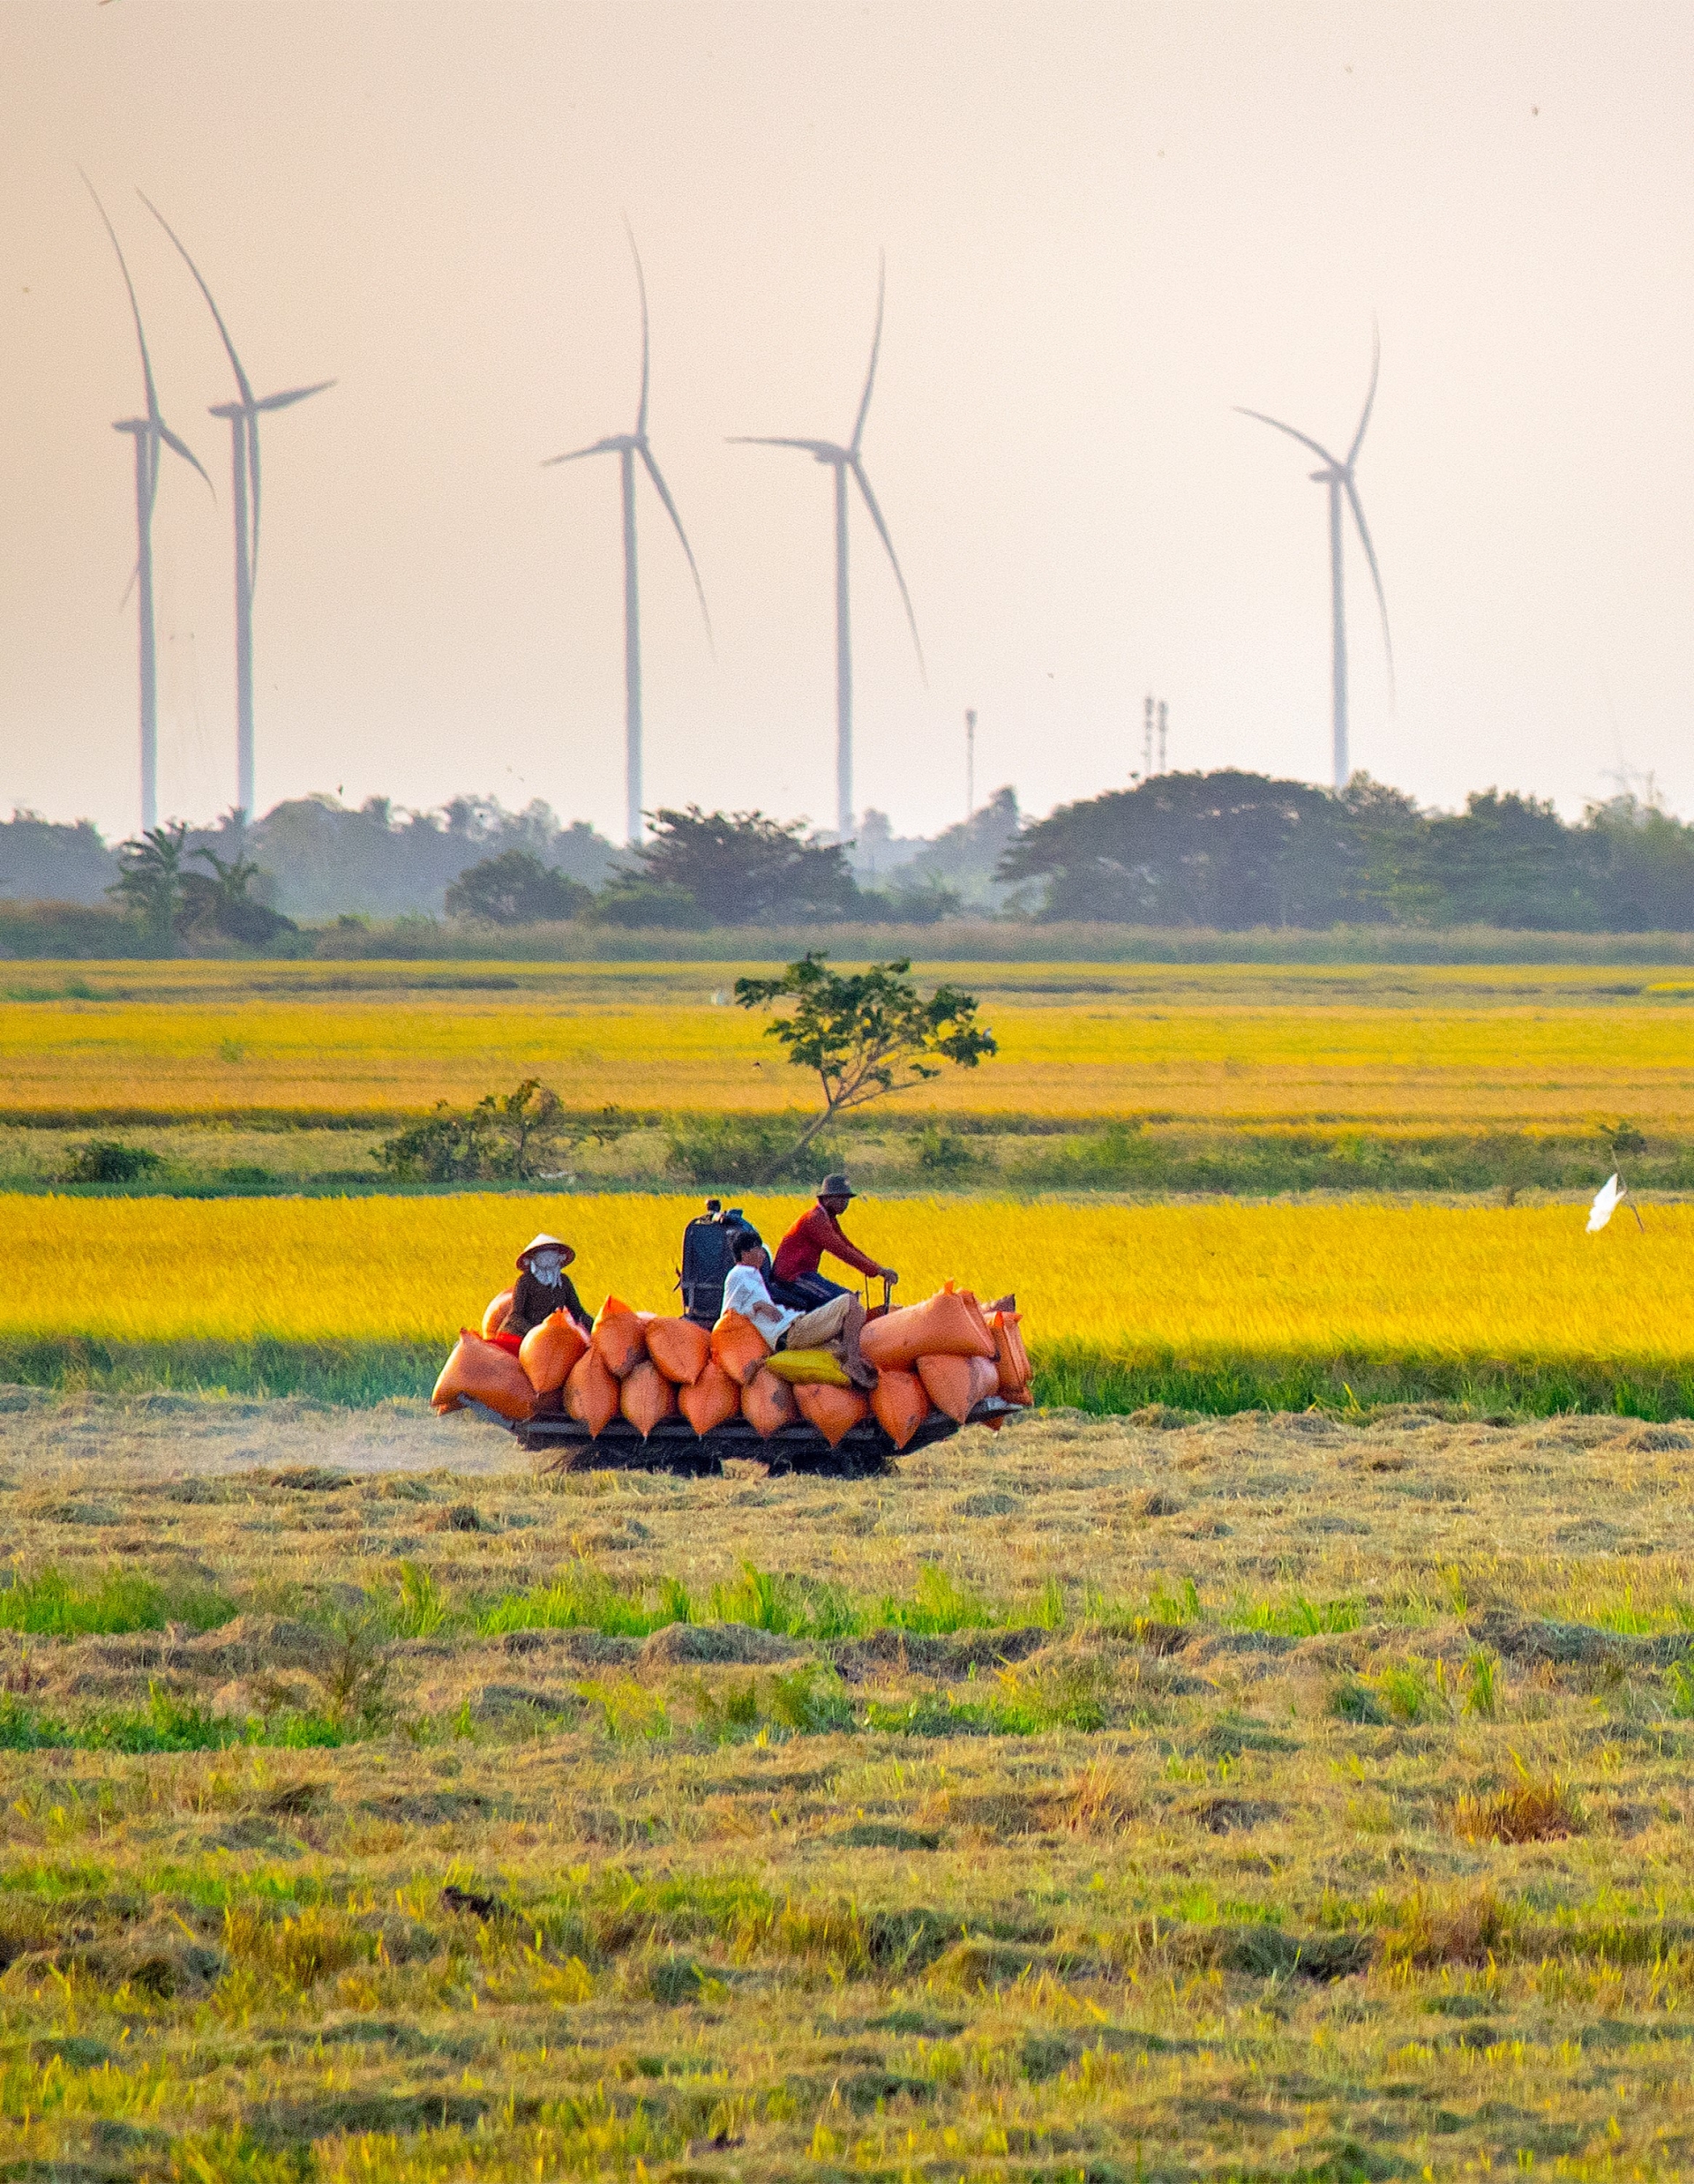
(722, 1228, 876, 1390)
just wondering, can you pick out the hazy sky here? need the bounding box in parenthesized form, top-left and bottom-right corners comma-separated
(3, 1, 1691, 846)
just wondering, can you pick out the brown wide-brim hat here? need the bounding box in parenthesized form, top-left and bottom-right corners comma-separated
(818, 1174, 858, 1199)
(516, 1232, 576, 1270)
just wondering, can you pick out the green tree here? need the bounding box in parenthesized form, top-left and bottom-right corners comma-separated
(631, 807, 859, 925)
(109, 822, 190, 947)
(445, 849, 595, 926)
(176, 846, 296, 946)
(733, 954, 996, 1176)
(374, 1080, 634, 1183)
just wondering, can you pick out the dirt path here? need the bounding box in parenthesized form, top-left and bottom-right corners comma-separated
(0, 1385, 521, 1482)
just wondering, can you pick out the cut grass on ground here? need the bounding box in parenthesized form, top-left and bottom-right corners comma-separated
(2, 1399, 1694, 2177)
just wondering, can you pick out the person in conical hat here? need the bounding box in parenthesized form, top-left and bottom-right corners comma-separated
(500, 1233, 590, 1340)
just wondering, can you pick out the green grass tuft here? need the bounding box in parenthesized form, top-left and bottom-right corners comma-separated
(0, 1565, 235, 1637)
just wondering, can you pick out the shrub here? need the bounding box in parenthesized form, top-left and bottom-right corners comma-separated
(58, 1139, 165, 1185)
(915, 1125, 989, 1179)
(666, 1114, 817, 1187)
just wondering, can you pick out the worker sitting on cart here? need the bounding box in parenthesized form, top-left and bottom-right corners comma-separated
(768, 1175, 896, 1311)
(725, 1227, 877, 1390)
(500, 1233, 592, 1340)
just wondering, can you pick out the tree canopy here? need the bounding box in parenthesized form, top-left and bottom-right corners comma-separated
(734, 953, 997, 1174)
(444, 849, 594, 926)
(630, 807, 859, 926)
(998, 770, 1694, 931)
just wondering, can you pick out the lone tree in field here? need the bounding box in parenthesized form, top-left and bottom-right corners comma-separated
(733, 953, 996, 1175)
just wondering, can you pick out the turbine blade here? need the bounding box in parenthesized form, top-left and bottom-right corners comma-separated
(1343, 475, 1394, 693)
(159, 419, 214, 494)
(1346, 320, 1381, 468)
(726, 435, 843, 457)
(624, 219, 650, 439)
(639, 444, 714, 653)
(850, 251, 886, 455)
(137, 188, 256, 410)
(254, 379, 335, 411)
(848, 454, 925, 680)
(1235, 407, 1339, 469)
(81, 172, 161, 426)
(541, 436, 626, 467)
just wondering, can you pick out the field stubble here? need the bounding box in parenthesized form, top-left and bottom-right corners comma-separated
(1, 1396, 1693, 2175)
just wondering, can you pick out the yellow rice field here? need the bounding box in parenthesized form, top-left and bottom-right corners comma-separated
(5, 960, 1694, 1128)
(6, 1190, 1686, 1369)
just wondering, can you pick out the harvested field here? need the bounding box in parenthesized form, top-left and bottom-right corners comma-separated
(2, 1392, 1694, 2177)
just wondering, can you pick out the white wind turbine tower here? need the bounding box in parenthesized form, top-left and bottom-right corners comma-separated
(731, 257, 925, 840)
(1239, 333, 1393, 792)
(543, 232, 711, 848)
(139, 192, 334, 824)
(84, 176, 213, 832)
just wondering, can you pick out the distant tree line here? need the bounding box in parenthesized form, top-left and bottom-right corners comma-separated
(7, 769, 1694, 937)
(997, 771, 1694, 931)
(0, 787, 1022, 938)
(0, 793, 619, 919)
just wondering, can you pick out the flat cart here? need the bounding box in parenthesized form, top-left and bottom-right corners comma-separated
(493, 1396, 1017, 1478)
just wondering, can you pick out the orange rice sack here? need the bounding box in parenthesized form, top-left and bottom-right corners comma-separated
(915, 1352, 1001, 1426)
(519, 1309, 588, 1394)
(432, 1330, 536, 1422)
(565, 1346, 621, 1434)
(710, 1310, 771, 1388)
(481, 1288, 515, 1340)
(741, 1367, 799, 1438)
(591, 1295, 649, 1377)
(989, 1310, 1031, 1396)
(619, 1358, 678, 1437)
(678, 1359, 741, 1436)
(793, 1382, 870, 1448)
(859, 1284, 999, 1371)
(869, 1367, 930, 1452)
(644, 1316, 712, 1387)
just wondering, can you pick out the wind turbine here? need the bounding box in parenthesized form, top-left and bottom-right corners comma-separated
(543, 233, 711, 849)
(1238, 333, 1392, 792)
(84, 176, 213, 832)
(139, 191, 334, 823)
(731, 257, 924, 841)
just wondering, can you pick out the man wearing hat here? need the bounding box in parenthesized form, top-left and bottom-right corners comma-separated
(769, 1175, 897, 1312)
(500, 1234, 592, 1340)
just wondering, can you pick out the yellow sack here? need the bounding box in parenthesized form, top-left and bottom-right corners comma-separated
(763, 1347, 852, 1388)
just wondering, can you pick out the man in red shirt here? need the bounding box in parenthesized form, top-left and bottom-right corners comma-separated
(769, 1174, 898, 1310)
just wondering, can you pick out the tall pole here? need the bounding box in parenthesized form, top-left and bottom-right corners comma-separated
(834, 461, 852, 839)
(1142, 693, 1153, 783)
(229, 418, 254, 817)
(620, 445, 642, 846)
(965, 707, 976, 820)
(1328, 474, 1348, 792)
(125, 429, 158, 831)
(1158, 700, 1167, 775)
